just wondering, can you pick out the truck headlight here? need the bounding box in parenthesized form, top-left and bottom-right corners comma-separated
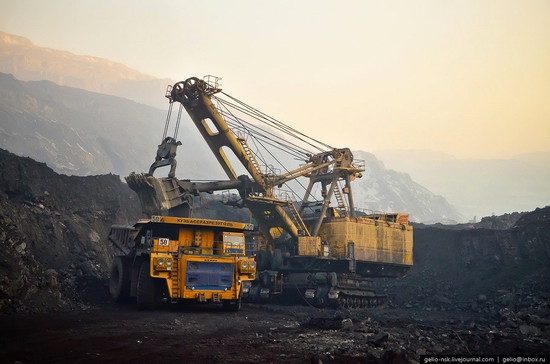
(158, 258, 165, 266)
(249, 261, 256, 269)
(241, 261, 248, 269)
(166, 258, 173, 267)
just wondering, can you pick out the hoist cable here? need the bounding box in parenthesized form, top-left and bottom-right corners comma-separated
(215, 93, 333, 152)
(224, 118, 308, 161)
(173, 104, 183, 140)
(215, 100, 311, 160)
(162, 102, 174, 141)
(218, 92, 332, 150)
(215, 99, 310, 155)
(247, 134, 314, 202)
(216, 97, 327, 153)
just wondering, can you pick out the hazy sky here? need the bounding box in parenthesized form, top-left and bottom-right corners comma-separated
(2, 0, 549, 159)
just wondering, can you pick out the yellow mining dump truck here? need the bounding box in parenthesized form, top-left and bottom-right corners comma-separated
(108, 215, 256, 311)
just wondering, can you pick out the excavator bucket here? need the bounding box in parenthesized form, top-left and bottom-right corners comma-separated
(125, 172, 192, 217)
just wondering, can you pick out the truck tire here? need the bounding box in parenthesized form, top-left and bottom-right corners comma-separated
(328, 272, 338, 287)
(271, 249, 283, 270)
(137, 260, 156, 310)
(109, 256, 132, 302)
(260, 271, 272, 287)
(256, 250, 271, 271)
(223, 294, 242, 312)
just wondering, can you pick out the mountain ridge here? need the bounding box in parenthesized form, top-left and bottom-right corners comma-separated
(353, 150, 463, 223)
(0, 30, 173, 109)
(0, 72, 462, 223)
(374, 148, 550, 220)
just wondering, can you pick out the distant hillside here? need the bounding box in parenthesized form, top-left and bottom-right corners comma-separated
(375, 149, 550, 221)
(0, 72, 225, 179)
(0, 31, 172, 109)
(0, 73, 463, 223)
(352, 151, 464, 223)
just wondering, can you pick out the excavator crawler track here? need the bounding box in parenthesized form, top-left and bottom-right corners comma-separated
(243, 271, 389, 309)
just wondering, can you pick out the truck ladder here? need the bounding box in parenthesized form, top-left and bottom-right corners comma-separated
(171, 253, 179, 303)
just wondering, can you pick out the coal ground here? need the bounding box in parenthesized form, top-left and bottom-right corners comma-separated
(1, 288, 550, 364)
(1, 148, 549, 363)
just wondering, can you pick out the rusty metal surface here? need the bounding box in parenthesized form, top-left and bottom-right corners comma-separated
(317, 217, 413, 266)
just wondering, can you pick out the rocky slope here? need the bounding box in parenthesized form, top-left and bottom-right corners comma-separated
(385, 207, 550, 338)
(0, 148, 142, 313)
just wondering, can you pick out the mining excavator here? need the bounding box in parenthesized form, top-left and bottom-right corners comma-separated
(122, 75, 413, 309)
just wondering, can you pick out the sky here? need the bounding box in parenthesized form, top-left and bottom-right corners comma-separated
(1, 0, 549, 160)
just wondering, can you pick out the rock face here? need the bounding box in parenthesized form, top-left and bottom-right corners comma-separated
(414, 208, 550, 270)
(0, 148, 142, 313)
(388, 207, 550, 321)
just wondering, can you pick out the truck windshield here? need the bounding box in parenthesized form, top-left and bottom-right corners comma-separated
(223, 234, 245, 255)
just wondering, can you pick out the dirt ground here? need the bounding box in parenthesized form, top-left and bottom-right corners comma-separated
(1, 296, 549, 364)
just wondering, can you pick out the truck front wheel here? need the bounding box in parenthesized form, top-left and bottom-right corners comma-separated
(137, 260, 156, 310)
(223, 286, 242, 312)
(109, 256, 131, 302)
(222, 296, 242, 312)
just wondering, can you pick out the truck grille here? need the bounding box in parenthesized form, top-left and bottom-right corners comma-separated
(185, 261, 233, 290)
